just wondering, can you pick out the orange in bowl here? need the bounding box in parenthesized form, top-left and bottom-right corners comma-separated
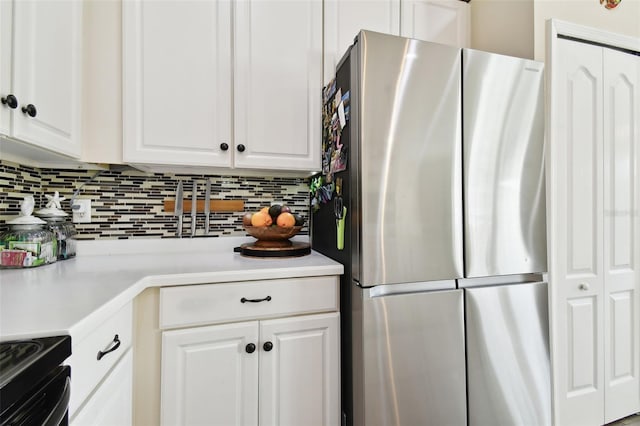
(251, 211, 272, 227)
(276, 212, 296, 227)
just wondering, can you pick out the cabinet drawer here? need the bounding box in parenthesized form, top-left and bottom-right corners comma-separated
(67, 302, 133, 416)
(70, 348, 133, 426)
(159, 276, 339, 329)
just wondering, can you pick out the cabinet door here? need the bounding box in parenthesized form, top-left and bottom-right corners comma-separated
(602, 47, 640, 423)
(71, 349, 133, 426)
(234, 0, 322, 172)
(161, 321, 259, 426)
(10, 0, 82, 157)
(547, 38, 605, 426)
(0, 0, 12, 136)
(400, 0, 469, 48)
(259, 313, 340, 426)
(323, 0, 400, 83)
(123, 0, 232, 167)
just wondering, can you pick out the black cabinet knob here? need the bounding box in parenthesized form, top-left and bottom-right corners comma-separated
(263, 341, 273, 352)
(1, 94, 18, 109)
(236, 144, 245, 153)
(220, 142, 229, 151)
(21, 104, 37, 117)
(245, 343, 256, 353)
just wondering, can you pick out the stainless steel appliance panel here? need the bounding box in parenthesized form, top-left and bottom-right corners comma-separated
(465, 281, 551, 426)
(462, 49, 547, 278)
(357, 286, 466, 426)
(355, 31, 464, 287)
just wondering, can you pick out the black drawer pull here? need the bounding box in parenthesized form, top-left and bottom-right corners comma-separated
(240, 296, 272, 304)
(97, 334, 121, 360)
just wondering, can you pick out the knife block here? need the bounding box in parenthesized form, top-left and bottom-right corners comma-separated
(164, 200, 245, 213)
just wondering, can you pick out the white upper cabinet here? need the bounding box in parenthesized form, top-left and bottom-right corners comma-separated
(123, 0, 321, 173)
(400, 0, 469, 48)
(323, 0, 400, 82)
(123, 0, 232, 168)
(233, 0, 322, 171)
(323, 0, 469, 83)
(0, 0, 82, 158)
(0, 0, 12, 137)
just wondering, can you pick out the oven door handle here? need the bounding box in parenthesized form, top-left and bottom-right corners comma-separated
(42, 376, 70, 426)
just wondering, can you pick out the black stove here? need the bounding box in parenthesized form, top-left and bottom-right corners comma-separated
(0, 336, 71, 425)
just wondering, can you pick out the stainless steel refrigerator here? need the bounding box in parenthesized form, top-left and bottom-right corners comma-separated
(311, 31, 549, 426)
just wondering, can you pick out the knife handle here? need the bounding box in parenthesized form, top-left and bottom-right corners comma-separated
(177, 215, 183, 238)
(190, 181, 197, 238)
(205, 215, 210, 234)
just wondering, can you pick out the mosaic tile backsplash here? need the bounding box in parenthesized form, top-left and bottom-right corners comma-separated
(0, 160, 310, 240)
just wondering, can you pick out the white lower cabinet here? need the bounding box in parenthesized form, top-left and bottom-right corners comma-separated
(259, 314, 340, 426)
(68, 301, 134, 425)
(161, 312, 340, 426)
(161, 321, 259, 426)
(71, 349, 133, 426)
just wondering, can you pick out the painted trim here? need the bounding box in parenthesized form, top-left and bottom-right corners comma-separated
(549, 19, 640, 52)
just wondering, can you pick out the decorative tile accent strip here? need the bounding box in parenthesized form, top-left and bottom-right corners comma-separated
(0, 160, 311, 240)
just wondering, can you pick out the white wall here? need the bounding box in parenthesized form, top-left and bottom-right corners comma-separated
(81, 0, 123, 164)
(471, 0, 535, 59)
(470, 0, 640, 61)
(533, 0, 640, 61)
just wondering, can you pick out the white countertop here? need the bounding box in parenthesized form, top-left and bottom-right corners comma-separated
(0, 236, 343, 342)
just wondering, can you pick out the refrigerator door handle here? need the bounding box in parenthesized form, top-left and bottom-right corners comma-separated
(367, 280, 457, 298)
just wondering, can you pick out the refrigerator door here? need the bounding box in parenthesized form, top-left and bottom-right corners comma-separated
(462, 49, 547, 278)
(353, 284, 466, 426)
(465, 281, 551, 426)
(354, 31, 463, 287)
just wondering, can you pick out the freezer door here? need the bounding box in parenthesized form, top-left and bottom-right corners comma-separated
(354, 31, 463, 287)
(462, 48, 547, 277)
(354, 286, 466, 426)
(465, 281, 551, 426)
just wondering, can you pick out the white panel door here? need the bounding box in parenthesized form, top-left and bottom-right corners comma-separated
(234, 0, 322, 172)
(603, 47, 640, 423)
(259, 313, 340, 426)
(323, 0, 400, 82)
(0, 0, 12, 136)
(548, 38, 605, 426)
(161, 321, 259, 426)
(400, 0, 469, 48)
(123, 0, 232, 167)
(10, 0, 82, 158)
(71, 349, 133, 426)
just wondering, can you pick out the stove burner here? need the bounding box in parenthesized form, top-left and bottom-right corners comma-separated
(0, 341, 43, 380)
(0, 336, 71, 415)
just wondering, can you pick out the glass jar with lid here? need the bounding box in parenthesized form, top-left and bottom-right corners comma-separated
(36, 192, 77, 260)
(0, 196, 58, 268)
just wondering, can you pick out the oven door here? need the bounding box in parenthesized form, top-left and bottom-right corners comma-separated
(0, 365, 71, 426)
